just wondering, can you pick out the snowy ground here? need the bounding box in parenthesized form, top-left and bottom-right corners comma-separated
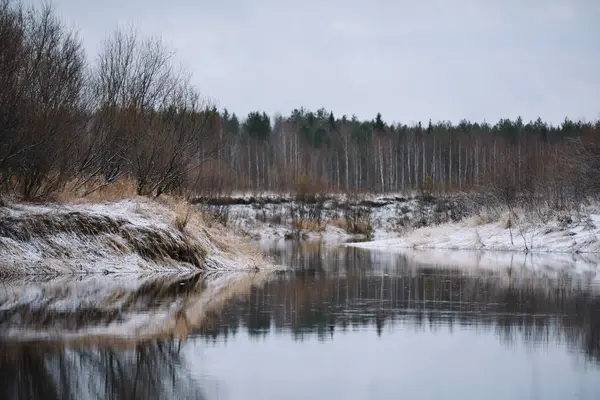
(204, 194, 459, 242)
(348, 211, 600, 254)
(0, 197, 269, 275)
(194, 193, 600, 257)
(219, 193, 600, 280)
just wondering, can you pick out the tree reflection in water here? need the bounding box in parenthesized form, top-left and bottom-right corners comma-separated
(0, 339, 205, 400)
(0, 272, 273, 400)
(1, 243, 599, 399)
(197, 243, 600, 364)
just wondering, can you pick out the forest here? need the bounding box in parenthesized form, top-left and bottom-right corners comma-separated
(217, 109, 599, 200)
(1, 0, 599, 205)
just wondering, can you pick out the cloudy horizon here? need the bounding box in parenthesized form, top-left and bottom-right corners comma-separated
(28, 0, 600, 125)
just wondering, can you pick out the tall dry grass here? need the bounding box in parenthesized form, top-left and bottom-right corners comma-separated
(294, 219, 325, 232)
(56, 178, 138, 204)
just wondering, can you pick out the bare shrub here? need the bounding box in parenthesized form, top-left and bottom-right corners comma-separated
(57, 178, 138, 203)
(202, 204, 230, 227)
(329, 218, 348, 230)
(0, 1, 86, 199)
(254, 201, 268, 223)
(294, 219, 324, 232)
(266, 206, 284, 225)
(82, 27, 222, 198)
(342, 203, 373, 237)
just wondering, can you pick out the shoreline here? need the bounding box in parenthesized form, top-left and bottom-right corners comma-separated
(0, 197, 270, 276)
(194, 193, 600, 257)
(2, 191, 599, 276)
(345, 209, 600, 255)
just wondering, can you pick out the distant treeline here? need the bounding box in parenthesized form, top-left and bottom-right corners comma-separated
(216, 109, 600, 204)
(1, 0, 599, 204)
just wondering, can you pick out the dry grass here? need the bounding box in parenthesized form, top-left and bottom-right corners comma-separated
(474, 229, 484, 247)
(0, 211, 124, 240)
(294, 219, 325, 232)
(0, 208, 207, 269)
(500, 212, 514, 229)
(155, 195, 266, 269)
(173, 201, 192, 232)
(203, 221, 265, 267)
(329, 218, 348, 230)
(349, 220, 373, 236)
(266, 213, 283, 225)
(122, 226, 206, 268)
(465, 209, 500, 227)
(57, 178, 137, 204)
(1, 179, 269, 274)
(328, 217, 372, 236)
(198, 206, 230, 228)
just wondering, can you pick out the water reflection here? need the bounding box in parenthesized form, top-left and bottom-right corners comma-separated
(1, 243, 600, 399)
(0, 339, 204, 400)
(0, 271, 272, 400)
(200, 242, 600, 363)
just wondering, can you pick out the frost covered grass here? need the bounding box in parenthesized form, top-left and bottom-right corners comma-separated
(190, 192, 600, 256)
(199, 194, 444, 242)
(348, 203, 600, 254)
(0, 196, 268, 276)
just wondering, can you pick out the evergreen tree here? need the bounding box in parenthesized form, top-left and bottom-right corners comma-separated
(374, 112, 385, 133)
(244, 111, 271, 140)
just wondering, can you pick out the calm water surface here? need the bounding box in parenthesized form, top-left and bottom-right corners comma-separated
(1, 242, 600, 399)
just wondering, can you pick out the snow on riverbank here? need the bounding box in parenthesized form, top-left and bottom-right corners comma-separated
(348, 209, 600, 254)
(212, 196, 449, 242)
(0, 197, 268, 275)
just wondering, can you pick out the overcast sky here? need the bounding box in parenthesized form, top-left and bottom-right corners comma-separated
(29, 0, 600, 125)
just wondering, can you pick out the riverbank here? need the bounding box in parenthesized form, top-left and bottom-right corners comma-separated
(347, 205, 600, 254)
(0, 197, 269, 276)
(194, 193, 600, 255)
(196, 192, 466, 242)
(4, 191, 597, 277)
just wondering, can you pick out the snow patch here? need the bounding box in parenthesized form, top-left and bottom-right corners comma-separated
(213, 196, 429, 242)
(0, 198, 269, 275)
(348, 209, 600, 254)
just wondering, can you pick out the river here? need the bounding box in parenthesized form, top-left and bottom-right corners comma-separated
(1, 241, 599, 399)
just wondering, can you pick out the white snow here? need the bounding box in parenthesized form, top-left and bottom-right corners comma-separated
(218, 196, 422, 242)
(348, 208, 600, 254)
(194, 194, 600, 258)
(0, 197, 269, 275)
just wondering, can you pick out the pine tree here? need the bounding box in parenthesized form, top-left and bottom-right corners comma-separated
(374, 112, 385, 133)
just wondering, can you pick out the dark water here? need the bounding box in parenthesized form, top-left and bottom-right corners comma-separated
(1, 243, 600, 399)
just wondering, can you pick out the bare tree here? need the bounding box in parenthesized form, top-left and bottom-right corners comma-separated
(89, 27, 220, 197)
(0, 0, 85, 199)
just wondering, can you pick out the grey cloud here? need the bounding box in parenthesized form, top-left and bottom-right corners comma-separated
(24, 0, 600, 124)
